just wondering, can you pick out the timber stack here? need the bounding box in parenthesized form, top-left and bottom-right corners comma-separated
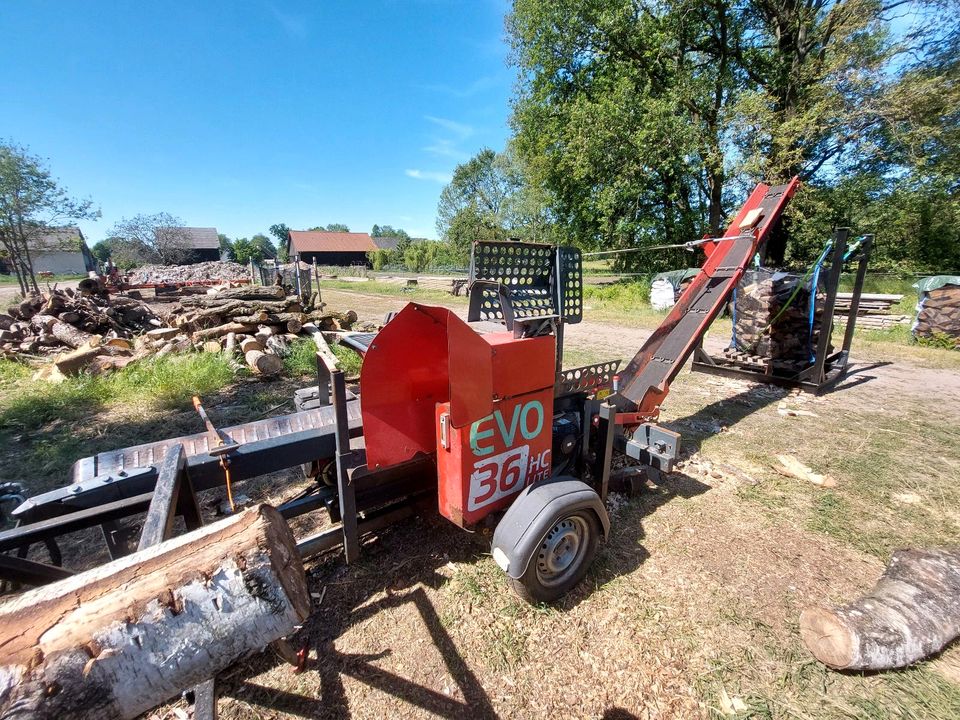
(913, 282, 960, 348)
(0, 289, 165, 378)
(728, 269, 827, 368)
(834, 292, 910, 329)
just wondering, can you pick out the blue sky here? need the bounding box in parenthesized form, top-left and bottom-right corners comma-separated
(0, 1, 514, 243)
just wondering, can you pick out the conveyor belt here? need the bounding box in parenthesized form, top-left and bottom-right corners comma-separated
(617, 179, 800, 417)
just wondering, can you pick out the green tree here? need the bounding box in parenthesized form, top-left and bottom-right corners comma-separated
(249, 233, 277, 261)
(509, 0, 959, 271)
(309, 223, 351, 232)
(90, 239, 115, 264)
(218, 233, 234, 261)
(269, 223, 290, 261)
(0, 141, 99, 293)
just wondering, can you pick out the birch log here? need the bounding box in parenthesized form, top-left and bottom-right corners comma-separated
(800, 547, 960, 671)
(0, 504, 310, 720)
(245, 349, 282, 376)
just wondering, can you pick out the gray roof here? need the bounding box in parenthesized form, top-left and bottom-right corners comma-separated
(166, 227, 220, 250)
(28, 226, 86, 252)
(372, 235, 401, 251)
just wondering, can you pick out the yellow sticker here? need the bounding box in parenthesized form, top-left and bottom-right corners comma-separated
(596, 388, 611, 400)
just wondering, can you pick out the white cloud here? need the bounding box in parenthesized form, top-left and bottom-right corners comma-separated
(424, 116, 474, 140)
(418, 75, 501, 99)
(423, 139, 469, 161)
(405, 169, 453, 184)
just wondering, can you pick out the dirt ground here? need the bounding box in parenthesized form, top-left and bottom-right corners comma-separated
(9, 285, 959, 719)
(152, 286, 955, 720)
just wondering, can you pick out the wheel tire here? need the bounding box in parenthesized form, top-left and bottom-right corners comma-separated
(510, 509, 601, 604)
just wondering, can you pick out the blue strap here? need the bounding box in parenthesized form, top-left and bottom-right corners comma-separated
(808, 240, 834, 362)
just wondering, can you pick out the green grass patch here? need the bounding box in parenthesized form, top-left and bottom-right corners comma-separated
(284, 338, 363, 377)
(0, 353, 238, 433)
(321, 279, 461, 304)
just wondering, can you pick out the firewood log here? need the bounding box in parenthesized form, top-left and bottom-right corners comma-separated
(30, 315, 94, 349)
(191, 322, 257, 341)
(201, 340, 223, 353)
(0, 505, 309, 720)
(53, 346, 104, 375)
(223, 332, 237, 356)
(245, 349, 282, 376)
(800, 547, 960, 671)
(146, 327, 179, 341)
(265, 335, 290, 357)
(239, 337, 263, 354)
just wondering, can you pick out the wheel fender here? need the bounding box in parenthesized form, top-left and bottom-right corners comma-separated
(491, 477, 609, 580)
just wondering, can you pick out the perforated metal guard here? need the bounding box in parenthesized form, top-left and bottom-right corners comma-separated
(557, 247, 583, 322)
(555, 360, 621, 396)
(468, 241, 582, 325)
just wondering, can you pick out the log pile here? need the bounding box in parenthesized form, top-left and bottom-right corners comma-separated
(731, 269, 827, 364)
(913, 284, 960, 348)
(2, 283, 363, 380)
(165, 285, 358, 376)
(0, 290, 166, 377)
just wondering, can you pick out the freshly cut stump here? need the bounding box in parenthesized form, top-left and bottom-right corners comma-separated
(0, 504, 310, 720)
(800, 547, 960, 671)
(245, 349, 281, 376)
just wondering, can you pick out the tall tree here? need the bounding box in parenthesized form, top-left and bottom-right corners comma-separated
(0, 141, 98, 293)
(269, 223, 290, 261)
(108, 213, 192, 266)
(437, 147, 551, 261)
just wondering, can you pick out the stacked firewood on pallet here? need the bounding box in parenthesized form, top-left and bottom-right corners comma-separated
(913, 279, 960, 348)
(0, 289, 165, 380)
(834, 292, 908, 329)
(727, 269, 827, 370)
(164, 285, 357, 376)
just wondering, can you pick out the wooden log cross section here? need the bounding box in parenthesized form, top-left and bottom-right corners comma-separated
(0, 505, 310, 720)
(801, 547, 960, 671)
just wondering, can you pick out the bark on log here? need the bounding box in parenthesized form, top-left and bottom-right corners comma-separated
(301, 322, 339, 371)
(800, 547, 960, 671)
(265, 335, 290, 357)
(30, 315, 94, 349)
(146, 327, 179, 341)
(245, 349, 282, 376)
(223, 332, 237, 356)
(0, 505, 309, 720)
(192, 322, 257, 341)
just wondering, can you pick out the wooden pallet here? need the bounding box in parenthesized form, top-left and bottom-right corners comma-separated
(722, 347, 808, 374)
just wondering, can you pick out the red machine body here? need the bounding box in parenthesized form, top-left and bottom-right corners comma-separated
(360, 303, 556, 527)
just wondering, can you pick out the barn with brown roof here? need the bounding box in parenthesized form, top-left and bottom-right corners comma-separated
(285, 230, 377, 266)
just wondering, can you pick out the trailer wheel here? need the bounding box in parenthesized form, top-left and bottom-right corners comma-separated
(510, 508, 600, 604)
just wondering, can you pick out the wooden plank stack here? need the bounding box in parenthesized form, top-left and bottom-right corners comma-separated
(913, 284, 960, 347)
(834, 292, 910, 329)
(732, 270, 826, 364)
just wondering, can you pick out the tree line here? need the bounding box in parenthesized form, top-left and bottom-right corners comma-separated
(435, 0, 960, 274)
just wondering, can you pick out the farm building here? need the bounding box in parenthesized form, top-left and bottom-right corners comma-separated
(286, 230, 377, 266)
(160, 226, 221, 264)
(27, 226, 96, 275)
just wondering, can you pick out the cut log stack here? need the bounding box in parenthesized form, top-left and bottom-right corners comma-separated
(168, 284, 358, 377)
(834, 292, 910, 329)
(0, 289, 165, 379)
(730, 269, 827, 367)
(2, 281, 363, 381)
(913, 284, 960, 348)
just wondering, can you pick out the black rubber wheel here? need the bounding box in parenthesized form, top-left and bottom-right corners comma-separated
(510, 509, 601, 604)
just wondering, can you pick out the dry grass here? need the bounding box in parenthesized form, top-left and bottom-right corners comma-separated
(3, 285, 959, 719)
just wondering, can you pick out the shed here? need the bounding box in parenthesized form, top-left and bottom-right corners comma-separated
(27, 227, 96, 275)
(286, 231, 377, 267)
(159, 227, 221, 264)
